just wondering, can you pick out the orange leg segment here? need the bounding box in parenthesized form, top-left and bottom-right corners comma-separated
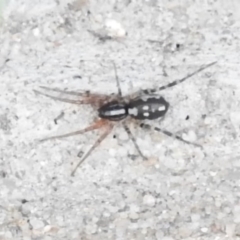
(34, 87, 115, 107)
(39, 119, 109, 142)
(71, 123, 114, 176)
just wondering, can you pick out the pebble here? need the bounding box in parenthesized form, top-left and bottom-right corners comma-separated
(4, 231, 12, 238)
(29, 217, 44, 229)
(108, 148, 116, 157)
(129, 204, 140, 213)
(162, 237, 175, 240)
(182, 130, 197, 142)
(233, 205, 240, 223)
(32, 28, 40, 37)
(201, 227, 208, 233)
(234, 213, 240, 223)
(118, 146, 128, 158)
(178, 226, 192, 238)
(118, 130, 129, 141)
(85, 223, 97, 234)
(23, 237, 31, 240)
(104, 19, 126, 38)
(143, 194, 156, 207)
(191, 213, 200, 222)
(129, 212, 139, 220)
(43, 237, 53, 240)
(204, 117, 216, 125)
(225, 223, 236, 237)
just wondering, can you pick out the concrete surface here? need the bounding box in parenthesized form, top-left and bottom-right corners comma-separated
(0, 0, 240, 239)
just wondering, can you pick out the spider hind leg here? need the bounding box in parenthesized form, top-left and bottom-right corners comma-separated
(143, 61, 217, 94)
(140, 123, 202, 148)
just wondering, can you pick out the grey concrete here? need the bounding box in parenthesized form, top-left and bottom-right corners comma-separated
(0, 0, 240, 239)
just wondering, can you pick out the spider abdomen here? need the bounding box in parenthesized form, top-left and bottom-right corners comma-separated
(128, 95, 169, 120)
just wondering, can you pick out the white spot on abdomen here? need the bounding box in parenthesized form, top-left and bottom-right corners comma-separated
(143, 112, 150, 117)
(129, 107, 138, 116)
(142, 105, 149, 110)
(158, 105, 166, 111)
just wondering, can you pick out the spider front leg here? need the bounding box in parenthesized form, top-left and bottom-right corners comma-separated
(39, 86, 109, 99)
(34, 87, 113, 107)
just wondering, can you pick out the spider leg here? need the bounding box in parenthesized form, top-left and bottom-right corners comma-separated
(123, 122, 147, 160)
(71, 123, 114, 176)
(34, 89, 110, 106)
(112, 62, 122, 97)
(142, 61, 217, 94)
(140, 123, 202, 148)
(39, 86, 109, 98)
(39, 119, 108, 142)
(34, 89, 90, 105)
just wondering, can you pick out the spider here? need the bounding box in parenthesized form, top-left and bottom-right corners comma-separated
(34, 61, 216, 176)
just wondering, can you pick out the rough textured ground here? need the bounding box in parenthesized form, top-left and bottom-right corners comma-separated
(0, 0, 240, 239)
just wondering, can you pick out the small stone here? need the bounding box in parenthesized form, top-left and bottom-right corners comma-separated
(85, 223, 97, 234)
(143, 194, 156, 207)
(155, 230, 164, 239)
(191, 213, 200, 222)
(234, 205, 240, 212)
(118, 130, 129, 141)
(108, 148, 116, 156)
(103, 211, 111, 217)
(225, 223, 236, 237)
(104, 19, 126, 38)
(114, 218, 129, 229)
(201, 227, 208, 233)
(119, 212, 128, 218)
(55, 215, 64, 226)
(44, 237, 53, 240)
(204, 117, 216, 125)
(223, 207, 232, 214)
(4, 231, 12, 238)
(43, 225, 59, 234)
(125, 188, 138, 202)
(210, 171, 217, 176)
(129, 212, 139, 220)
(33, 28, 40, 37)
(23, 237, 31, 240)
(182, 130, 197, 142)
(129, 204, 140, 213)
(141, 228, 148, 234)
(178, 226, 192, 238)
(234, 214, 240, 223)
(162, 237, 175, 240)
(143, 156, 158, 166)
(215, 200, 222, 208)
(118, 146, 128, 158)
(29, 217, 44, 229)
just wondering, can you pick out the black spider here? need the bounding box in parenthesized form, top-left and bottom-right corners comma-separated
(34, 61, 216, 175)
